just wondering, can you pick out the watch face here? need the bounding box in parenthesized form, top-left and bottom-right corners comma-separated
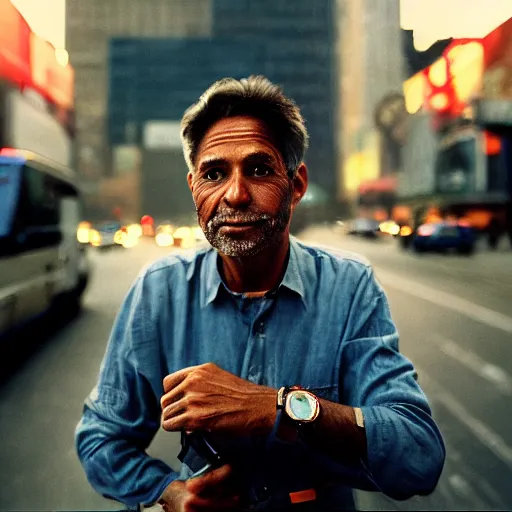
(286, 390, 320, 422)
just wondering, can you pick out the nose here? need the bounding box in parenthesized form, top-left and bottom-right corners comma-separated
(223, 171, 251, 208)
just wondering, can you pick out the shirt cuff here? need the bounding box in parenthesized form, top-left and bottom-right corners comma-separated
(142, 471, 179, 508)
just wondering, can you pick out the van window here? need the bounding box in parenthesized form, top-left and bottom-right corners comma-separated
(0, 163, 22, 238)
(20, 165, 61, 227)
(13, 165, 63, 250)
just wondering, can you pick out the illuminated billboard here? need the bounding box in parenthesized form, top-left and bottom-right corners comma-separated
(0, 0, 31, 87)
(30, 32, 74, 110)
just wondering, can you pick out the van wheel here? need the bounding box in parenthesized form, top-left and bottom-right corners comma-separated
(51, 283, 85, 322)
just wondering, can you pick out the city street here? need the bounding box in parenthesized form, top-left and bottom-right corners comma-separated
(0, 228, 511, 511)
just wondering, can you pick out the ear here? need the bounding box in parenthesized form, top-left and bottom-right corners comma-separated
(187, 171, 194, 193)
(291, 163, 308, 208)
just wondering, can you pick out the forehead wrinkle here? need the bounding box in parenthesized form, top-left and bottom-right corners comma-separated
(198, 145, 282, 171)
(200, 131, 275, 152)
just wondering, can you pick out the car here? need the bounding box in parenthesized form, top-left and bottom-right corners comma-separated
(345, 218, 381, 238)
(412, 221, 475, 255)
(89, 221, 122, 249)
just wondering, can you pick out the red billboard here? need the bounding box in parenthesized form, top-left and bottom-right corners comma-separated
(48, 60, 74, 110)
(30, 32, 74, 110)
(0, 0, 31, 87)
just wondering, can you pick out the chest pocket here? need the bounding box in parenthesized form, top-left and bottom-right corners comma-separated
(279, 336, 342, 405)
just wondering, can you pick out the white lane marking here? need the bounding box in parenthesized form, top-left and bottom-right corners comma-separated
(418, 367, 512, 471)
(432, 335, 512, 396)
(448, 474, 489, 509)
(476, 476, 509, 510)
(375, 267, 512, 335)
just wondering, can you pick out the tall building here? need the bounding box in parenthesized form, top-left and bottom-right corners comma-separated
(213, 0, 339, 197)
(68, 0, 343, 218)
(107, 37, 266, 221)
(65, 0, 212, 184)
(338, 0, 405, 202)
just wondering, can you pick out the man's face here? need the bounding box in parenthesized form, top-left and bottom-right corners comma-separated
(188, 116, 306, 257)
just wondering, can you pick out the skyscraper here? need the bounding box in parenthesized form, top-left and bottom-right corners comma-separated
(65, 0, 212, 182)
(338, 0, 405, 201)
(213, 0, 339, 196)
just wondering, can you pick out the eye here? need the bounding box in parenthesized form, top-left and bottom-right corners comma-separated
(251, 165, 272, 178)
(204, 169, 225, 182)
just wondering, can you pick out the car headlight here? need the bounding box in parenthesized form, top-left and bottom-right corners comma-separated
(77, 227, 90, 244)
(89, 229, 102, 247)
(155, 232, 174, 247)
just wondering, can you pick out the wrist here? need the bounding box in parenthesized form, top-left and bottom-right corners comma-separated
(248, 387, 278, 435)
(157, 480, 186, 511)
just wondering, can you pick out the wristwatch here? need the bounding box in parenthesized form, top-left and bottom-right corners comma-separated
(277, 386, 321, 426)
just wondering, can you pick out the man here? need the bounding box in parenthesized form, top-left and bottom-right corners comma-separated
(75, 76, 445, 511)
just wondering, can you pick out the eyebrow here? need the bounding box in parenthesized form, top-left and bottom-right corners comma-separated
(243, 152, 277, 167)
(198, 151, 278, 173)
(198, 157, 226, 173)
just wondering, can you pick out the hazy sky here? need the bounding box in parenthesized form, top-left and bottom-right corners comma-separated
(10, 0, 66, 48)
(9, 0, 512, 52)
(401, 0, 512, 50)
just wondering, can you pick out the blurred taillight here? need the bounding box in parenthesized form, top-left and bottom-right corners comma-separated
(0, 147, 19, 157)
(417, 225, 436, 237)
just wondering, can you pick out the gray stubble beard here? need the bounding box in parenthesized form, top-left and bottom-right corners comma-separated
(198, 189, 294, 258)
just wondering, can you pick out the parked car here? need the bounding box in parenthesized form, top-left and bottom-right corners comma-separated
(412, 222, 475, 255)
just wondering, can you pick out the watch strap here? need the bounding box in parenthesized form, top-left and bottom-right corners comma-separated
(354, 407, 365, 429)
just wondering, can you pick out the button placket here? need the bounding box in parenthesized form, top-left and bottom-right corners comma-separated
(247, 299, 272, 384)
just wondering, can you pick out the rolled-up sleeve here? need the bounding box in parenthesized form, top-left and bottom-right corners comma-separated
(341, 267, 446, 500)
(75, 276, 178, 507)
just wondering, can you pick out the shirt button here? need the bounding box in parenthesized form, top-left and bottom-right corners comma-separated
(248, 366, 260, 382)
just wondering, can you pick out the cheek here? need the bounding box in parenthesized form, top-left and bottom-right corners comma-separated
(253, 181, 292, 210)
(193, 183, 224, 218)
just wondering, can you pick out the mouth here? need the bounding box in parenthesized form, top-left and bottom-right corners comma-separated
(220, 220, 262, 227)
(214, 218, 266, 234)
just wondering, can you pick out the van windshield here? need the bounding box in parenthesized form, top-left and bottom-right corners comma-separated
(0, 163, 22, 238)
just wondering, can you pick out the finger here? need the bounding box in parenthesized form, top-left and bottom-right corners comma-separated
(161, 379, 189, 410)
(161, 410, 191, 432)
(163, 366, 199, 393)
(161, 396, 189, 423)
(186, 464, 233, 495)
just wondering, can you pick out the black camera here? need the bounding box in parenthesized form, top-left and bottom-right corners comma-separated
(179, 431, 226, 478)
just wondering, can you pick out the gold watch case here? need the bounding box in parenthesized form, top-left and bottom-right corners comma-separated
(284, 389, 321, 423)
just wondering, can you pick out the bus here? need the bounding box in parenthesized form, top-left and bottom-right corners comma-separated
(0, 148, 91, 338)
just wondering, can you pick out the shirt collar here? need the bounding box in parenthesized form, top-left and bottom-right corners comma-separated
(201, 248, 223, 308)
(280, 236, 306, 301)
(200, 236, 307, 308)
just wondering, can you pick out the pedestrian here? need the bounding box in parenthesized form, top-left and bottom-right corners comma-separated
(75, 75, 446, 511)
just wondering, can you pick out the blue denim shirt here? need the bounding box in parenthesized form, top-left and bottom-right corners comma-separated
(75, 237, 445, 510)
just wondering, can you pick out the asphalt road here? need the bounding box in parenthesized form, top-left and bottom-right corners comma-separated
(0, 228, 511, 511)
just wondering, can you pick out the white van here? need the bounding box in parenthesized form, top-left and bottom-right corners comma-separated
(0, 149, 91, 338)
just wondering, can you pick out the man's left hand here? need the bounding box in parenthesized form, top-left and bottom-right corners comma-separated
(160, 363, 276, 435)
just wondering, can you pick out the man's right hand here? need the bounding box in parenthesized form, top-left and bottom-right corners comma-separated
(158, 464, 241, 511)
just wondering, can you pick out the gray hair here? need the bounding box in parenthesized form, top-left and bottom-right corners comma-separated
(180, 75, 309, 178)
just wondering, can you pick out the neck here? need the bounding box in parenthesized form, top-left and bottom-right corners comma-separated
(219, 234, 290, 294)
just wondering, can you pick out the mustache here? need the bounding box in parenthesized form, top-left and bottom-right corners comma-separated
(207, 210, 271, 228)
